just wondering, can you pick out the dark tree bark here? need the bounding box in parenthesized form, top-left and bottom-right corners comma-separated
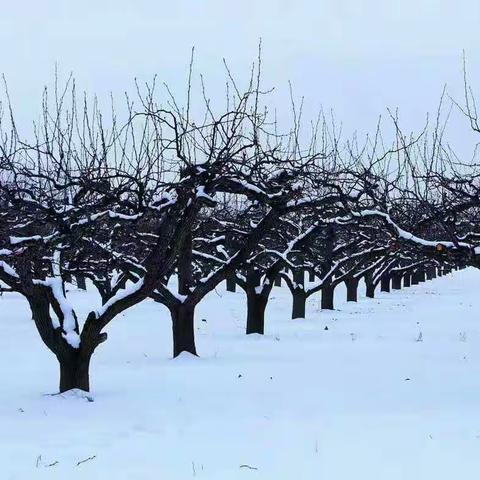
(418, 270, 426, 283)
(291, 269, 306, 319)
(171, 304, 197, 357)
(28, 295, 102, 392)
(59, 350, 92, 392)
(246, 291, 267, 334)
(391, 273, 402, 290)
(226, 275, 236, 292)
(274, 275, 282, 286)
(364, 273, 375, 298)
(321, 285, 335, 310)
(380, 275, 390, 292)
(291, 290, 306, 319)
(345, 277, 359, 302)
(403, 273, 411, 287)
(308, 270, 315, 282)
(76, 275, 87, 290)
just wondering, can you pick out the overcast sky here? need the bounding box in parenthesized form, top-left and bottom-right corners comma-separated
(1, 0, 480, 152)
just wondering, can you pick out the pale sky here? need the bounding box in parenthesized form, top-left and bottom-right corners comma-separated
(1, 0, 480, 153)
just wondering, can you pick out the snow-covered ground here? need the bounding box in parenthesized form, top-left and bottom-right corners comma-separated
(1, 269, 480, 479)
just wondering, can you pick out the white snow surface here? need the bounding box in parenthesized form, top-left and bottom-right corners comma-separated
(1, 269, 480, 479)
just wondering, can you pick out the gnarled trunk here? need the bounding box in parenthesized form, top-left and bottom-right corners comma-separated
(76, 275, 87, 290)
(364, 273, 375, 298)
(418, 270, 426, 283)
(226, 275, 236, 292)
(291, 289, 306, 319)
(246, 291, 267, 334)
(171, 304, 197, 357)
(29, 296, 100, 393)
(58, 350, 92, 392)
(345, 277, 359, 302)
(380, 275, 390, 292)
(391, 273, 402, 290)
(321, 285, 335, 310)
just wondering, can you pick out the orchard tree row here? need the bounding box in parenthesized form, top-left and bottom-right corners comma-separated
(1, 70, 479, 393)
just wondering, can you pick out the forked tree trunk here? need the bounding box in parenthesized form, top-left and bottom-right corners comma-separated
(345, 277, 359, 302)
(171, 304, 197, 357)
(246, 292, 267, 334)
(321, 285, 335, 310)
(59, 350, 92, 392)
(380, 275, 390, 292)
(29, 294, 97, 393)
(391, 273, 402, 290)
(291, 290, 306, 319)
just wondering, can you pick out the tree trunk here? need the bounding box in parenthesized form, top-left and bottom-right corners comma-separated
(246, 292, 267, 334)
(58, 351, 92, 392)
(226, 276, 236, 292)
(425, 267, 433, 280)
(76, 275, 87, 290)
(380, 275, 390, 292)
(171, 305, 197, 357)
(418, 270, 426, 282)
(308, 270, 315, 282)
(274, 275, 282, 286)
(27, 293, 103, 394)
(364, 273, 375, 298)
(291, 290, 306, 319)
(346, 278, 359, 302)
(391, 273, 402, 290)
(411, 271, 419, 285)
(403, 273, 411, 287)
(321, 285, 335, 310)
